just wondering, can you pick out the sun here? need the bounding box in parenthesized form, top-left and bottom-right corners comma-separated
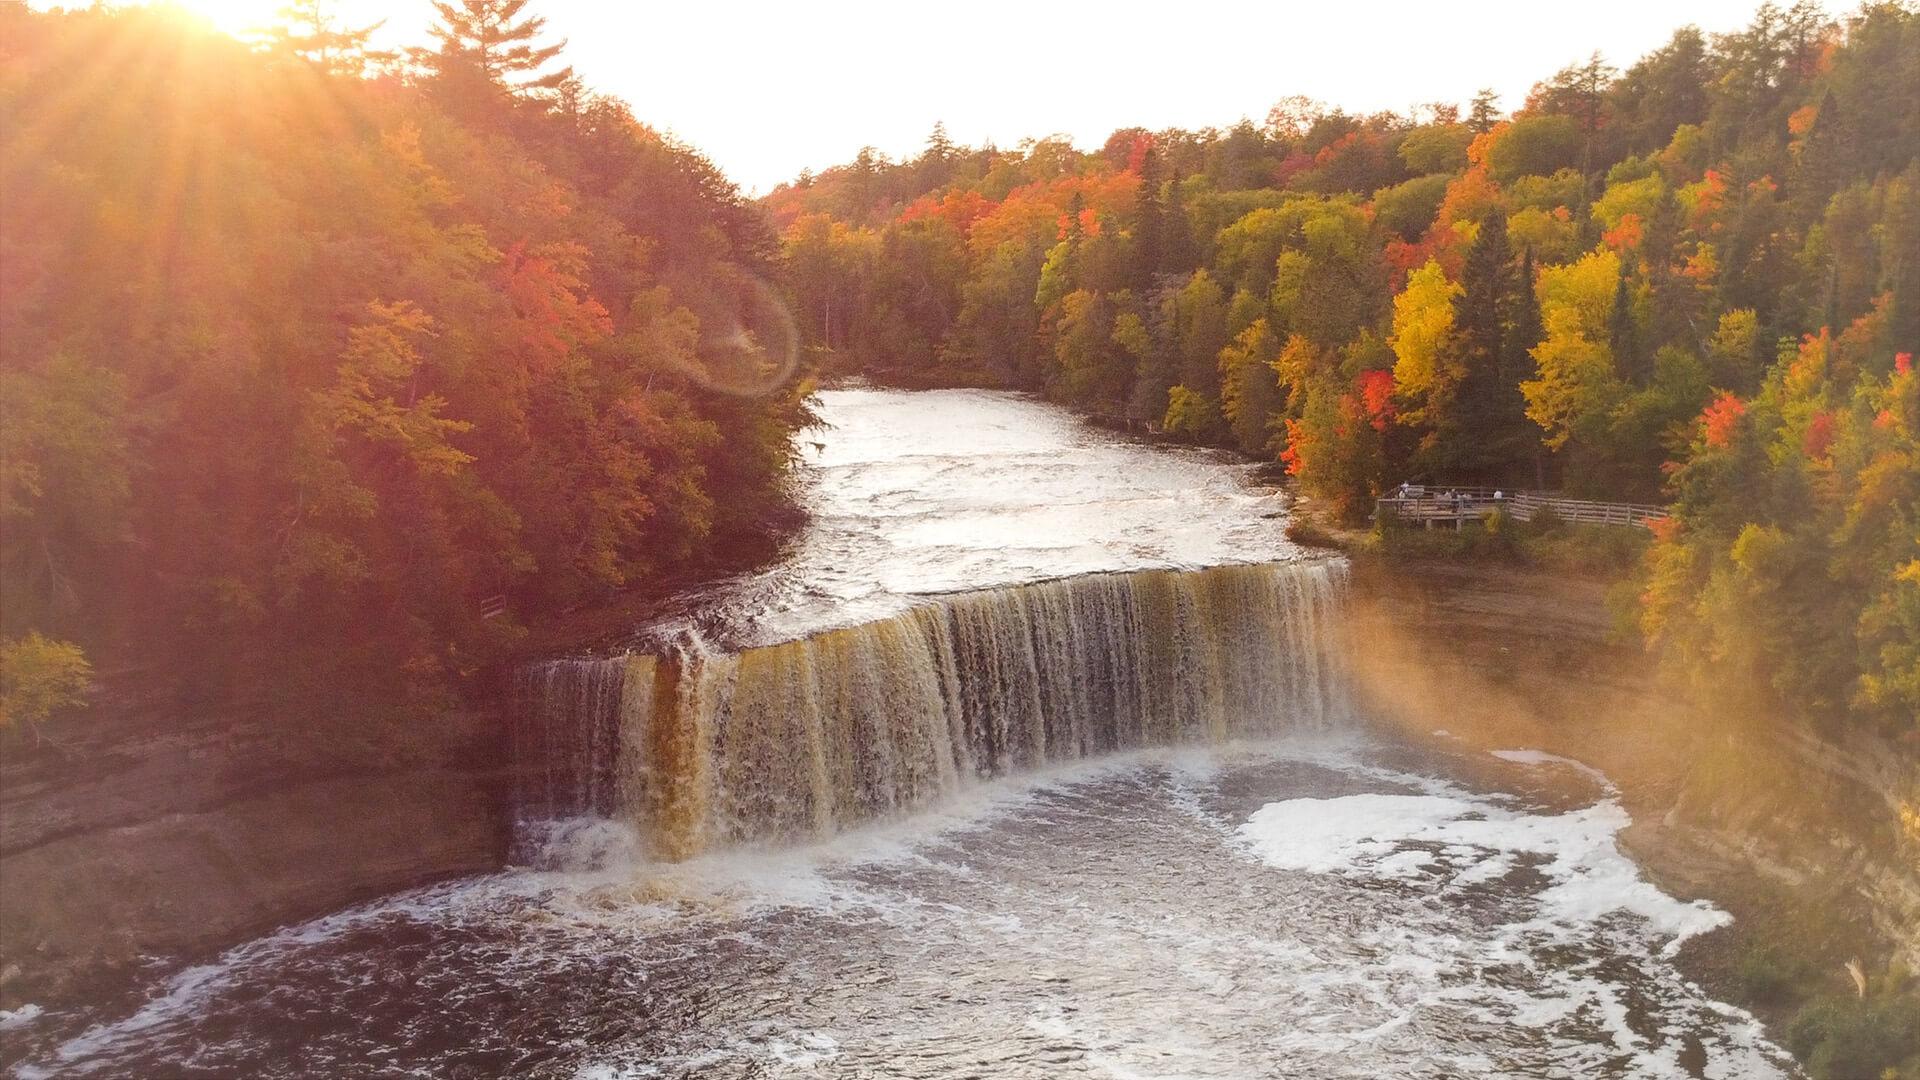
(154, 0, 288, 37)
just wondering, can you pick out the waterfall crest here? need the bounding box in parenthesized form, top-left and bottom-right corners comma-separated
(512, 559, 1350, 861)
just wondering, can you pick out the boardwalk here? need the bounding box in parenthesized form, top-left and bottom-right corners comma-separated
(1374, 486, 1669, 531)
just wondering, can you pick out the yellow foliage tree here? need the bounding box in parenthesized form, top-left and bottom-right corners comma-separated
(0, 633, 92, 730)
(1388, 259, 1461, 422)
(1522, 307, 1619, 449)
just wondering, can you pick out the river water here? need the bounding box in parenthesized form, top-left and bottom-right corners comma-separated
(4, 389, 1797, 1079)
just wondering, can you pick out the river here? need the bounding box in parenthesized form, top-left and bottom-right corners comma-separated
(5, 388, 1796, 1078)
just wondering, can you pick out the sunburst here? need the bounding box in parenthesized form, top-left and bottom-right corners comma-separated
(152, 0, 286, 37)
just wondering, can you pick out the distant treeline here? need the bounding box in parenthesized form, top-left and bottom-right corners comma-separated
(768, 2, 1918, 734)
(0, 2, 813, 725)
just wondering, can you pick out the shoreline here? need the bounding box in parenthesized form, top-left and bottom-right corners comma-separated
(1339, 547, 1920, 1043)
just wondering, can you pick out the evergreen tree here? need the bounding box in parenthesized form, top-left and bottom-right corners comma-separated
(1468, 89, 1502, 134)
(1446, 213, 1534, 479)
(420, 0, 572, 108)
(1505, 249, 1547, 485)
(1134, 145, 1165, 291)
(1609, 262, 1647, 384)
(265, 0, 390, 76)
(1161, 173, 1195, 275)
(919, 121, 957, 191)
(1791, 90, 1849, 220)
(1608, 26, 1710, 154)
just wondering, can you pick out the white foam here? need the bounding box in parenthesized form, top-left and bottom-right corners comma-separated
(1489, 748, 1616, 792)
(0, 1004, 43, 1031)
(1236, 784, 1728, 948)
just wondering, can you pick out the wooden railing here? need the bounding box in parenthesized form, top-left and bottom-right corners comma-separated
(1374, 486, 1668, 530)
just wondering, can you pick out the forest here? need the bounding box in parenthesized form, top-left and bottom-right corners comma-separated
(0, 1, 813, 725)
(769, 2, 1920, 738)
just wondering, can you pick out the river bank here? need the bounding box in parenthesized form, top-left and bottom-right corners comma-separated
(1340, 547, 1920, 1064)
(0, 690, 508, 1010)
(0, 519, 816, 1015)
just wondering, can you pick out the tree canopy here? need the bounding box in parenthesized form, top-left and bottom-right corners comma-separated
(767, 1, 1920, 737)
(0, 2, 813, 723)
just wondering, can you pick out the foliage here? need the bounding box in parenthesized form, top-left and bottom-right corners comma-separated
(0, 633, 92, 731)
(769, 1, 1919, 747)
(1783, 991, 1920, 1080)
(0, 5, 812, 717)
(1371, 512, 1649, 575)
(1389, 260, 1460, 415)
(1639, 330, 1919, 732)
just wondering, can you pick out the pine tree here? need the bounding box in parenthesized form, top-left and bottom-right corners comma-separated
(1134, 144, 1165, 291)
(1161, 172, 1195, 275)
(1506, 250, 1544, 389)
(1792, 89, 1849, 220)
(1505, 249, 1547, 486)
(1468, 89, 1502, 134)
(420, 0, 572, 107)
(1446, 212, 1531, 479)
(1609, 262, 1647, 384)
(266, 0, 391, 77)
(919, 121, 956, 191)
(924, 121, 954, 161)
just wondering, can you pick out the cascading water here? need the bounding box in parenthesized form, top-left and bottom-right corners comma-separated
(10, 389, 1801, 1079)
(512, 560, 1352, 863)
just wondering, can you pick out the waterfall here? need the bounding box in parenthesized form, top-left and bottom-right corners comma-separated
(511, 560, 1350, 862)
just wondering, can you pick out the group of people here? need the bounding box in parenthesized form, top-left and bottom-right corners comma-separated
(1392, 483, 1505, 505)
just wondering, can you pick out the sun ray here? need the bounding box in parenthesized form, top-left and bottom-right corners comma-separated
(153, 0, 286, 38)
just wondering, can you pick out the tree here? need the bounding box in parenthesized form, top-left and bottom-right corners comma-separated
(919, 121, 957, 191)
(0, 633, 91, 731)
(1468, 89, 1502, 134)
(1607, 259, 1648, 385)
(1483, 115, 1584, 183)
(1449, 213, 1536, 478)
(1522, 247, 1625, 452)
(264, 0, 391, 76)
(1218, 318, 1282, 455)
(1389, 259, 1461, 423)
(1, 5, 815, 716)
(1051, 289, 1125, 410)
(1399, 124, 1473, 175)
(1280, 374, 1385, 523)
(1133, 144, 1166, 290)
(1166, 269, 1230, 408)
(1609, 26, 1710, 155)
(420, 0, 572, 106)
(1529, 51, 1619, 179)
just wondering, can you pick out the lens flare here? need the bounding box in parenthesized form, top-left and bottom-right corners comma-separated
(675, 275, 802, 398)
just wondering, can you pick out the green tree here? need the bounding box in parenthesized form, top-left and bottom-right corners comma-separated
(1450, 213, 1536, 479)
(1218, 318, 1282, 455)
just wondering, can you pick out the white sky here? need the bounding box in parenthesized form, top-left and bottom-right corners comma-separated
(127, 1, 1814, 193)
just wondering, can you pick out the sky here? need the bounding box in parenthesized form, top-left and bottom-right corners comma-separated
(134, 0, 1811, 194)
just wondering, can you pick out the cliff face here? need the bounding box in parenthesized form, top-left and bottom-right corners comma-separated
(0, 697, 509, 1007)
(1343, 555, 1920, 984)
